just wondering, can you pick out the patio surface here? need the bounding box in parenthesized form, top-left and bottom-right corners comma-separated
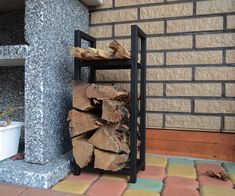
(1, 154, 235, 196)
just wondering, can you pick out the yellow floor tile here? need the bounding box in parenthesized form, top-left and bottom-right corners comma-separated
(100, 174, 129, 182)
(166, 164, 197, 179)
(200, 185, 235, 196)
(229, 174, 235, 184)
(51, 180, 90, 195)
(146, 155, 168, 167)
(123, 189, 160, 196)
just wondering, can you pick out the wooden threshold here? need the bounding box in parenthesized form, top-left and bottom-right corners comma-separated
(146, 129, 235, 162)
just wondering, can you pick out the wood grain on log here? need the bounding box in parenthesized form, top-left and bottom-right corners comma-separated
(67, 109, 100, 137)
(86, 84, 130, 101)
(88, 125, 130, 153)
(72, 136, 94, 168)
(72, 81, 94, 111)
(109, 40, 131, 59)
(94, 148, 128, 171)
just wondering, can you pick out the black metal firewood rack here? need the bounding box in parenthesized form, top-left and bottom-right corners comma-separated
(72, 25, 146, 183)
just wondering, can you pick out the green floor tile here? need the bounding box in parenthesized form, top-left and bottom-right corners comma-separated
(223, 162, 235, 174)
(167, 164, 197, 179)
(169, 157, 194, 165)
(128, 178, 163, 193)
(194, 160, 221, 165)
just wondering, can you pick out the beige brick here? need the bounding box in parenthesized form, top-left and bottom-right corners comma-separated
(166, 83, 221, 97)
(196, 33, 235, 48)
(115, 21, 164, 36)
(91, 0, 113, 10)
(96, 39, 131, 51)
(165, 115, 221, 130)
(96, 69, 130, 81)
(146, 113, 163, 128)
(146, 98, 191, 112)
(195, 67, 235, 81)
(224, 117, 235, 131)
(147, 68, 192, 81)
(225, 83, 235, 97)
(91, 8, 137, 24)
(227, 15, 235, 29)
(197, 0, 235, 15)
(167, 17, 223, 33)
(166, 51, 222, 65)
(89, 25, 112, 38)
(140, 3, 193, 19)
(147, 53, 164, 65)
(195, 100, 235, 114)
(226, 50, 235, 64)
(108, 82, 163, 96)
(148, 36, 192, 50)
(116, 0, 163, 7)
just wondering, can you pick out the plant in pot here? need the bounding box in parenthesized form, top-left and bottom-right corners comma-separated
(0, 106, 24, 161)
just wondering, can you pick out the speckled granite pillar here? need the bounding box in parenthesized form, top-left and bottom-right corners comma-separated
(24, 0, 89, 164)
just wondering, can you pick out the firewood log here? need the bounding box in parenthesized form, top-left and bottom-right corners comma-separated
(109, 40, 131, 59)
(67, 109, 100, 137)
(88, 125, 130, 153)
(72, 136, 94, 168)
(102, 100, 130, 123)
(94, 148, 128, 171)
(86, 84, 130, 101)
(72, 81, 94, 111)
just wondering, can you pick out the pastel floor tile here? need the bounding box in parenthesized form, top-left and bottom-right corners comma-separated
(164, 176, 198, 189)
(127, 178, 163, 192)
(146, 155, 167, 167)
(229, 174, 235, 184)
(64, 172, 100, 184)
(100, 174, 129, 182)
(200, 185, 235, 196)
(123, 189, 160, 196)
(198, 175, 233, 188)
(86, 178, 127, 196)
(21, 189, 80, 196)
(196, 163, 225, 176)
(169, 157, 194, 165)
(138, 166, 165, 180)
(194, 160, 221, 165)
(162, 187, 200, 196)
(166, 164, 197, 179)
(51, 181, 90, 195)
(223, 162, 235, 174)
(0, 183, 27, 196)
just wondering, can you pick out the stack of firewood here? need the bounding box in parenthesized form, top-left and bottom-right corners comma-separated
(70, 40, 131, 60)
(67, 82, 139, 171)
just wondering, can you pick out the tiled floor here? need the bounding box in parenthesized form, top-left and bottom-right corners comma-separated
(1, 154, 235, 196)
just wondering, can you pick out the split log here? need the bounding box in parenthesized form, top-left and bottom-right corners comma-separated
(109, 40, 131, 59)
(94, 148, 128, 171)
(70, 47, 112, 60)
(72, 136, 94, 168)
(72, 81, 94, 111)
(88, 125, 130, 153)
(67, 109, 100, 137)
(86, 84, 130, 101)
(102, 100, 130, 123)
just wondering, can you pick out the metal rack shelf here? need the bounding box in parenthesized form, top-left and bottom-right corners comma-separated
(72, 25, 146, 183)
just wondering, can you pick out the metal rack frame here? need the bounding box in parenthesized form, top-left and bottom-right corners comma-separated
(72, 25, 146, 183)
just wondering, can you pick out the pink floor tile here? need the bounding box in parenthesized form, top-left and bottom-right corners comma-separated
(198, 175, 233, 188)
(195, 163, 225, 176)
(164, 176, 198, 189)
(138, 166, 165, 180)
(64, 172, 100, 184)
(86, 178, 127, 196)
(161, 187, 200, 196)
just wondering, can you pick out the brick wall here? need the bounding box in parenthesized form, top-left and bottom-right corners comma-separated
(89, 0, 235, 132)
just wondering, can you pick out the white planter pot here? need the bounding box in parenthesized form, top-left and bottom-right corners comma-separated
(0, 121, 24, 161)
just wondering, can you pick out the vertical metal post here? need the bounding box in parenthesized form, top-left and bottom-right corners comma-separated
(140, 32, 146, 171)
(130, 25, 138, 183)
(74, 30, 81, 80)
